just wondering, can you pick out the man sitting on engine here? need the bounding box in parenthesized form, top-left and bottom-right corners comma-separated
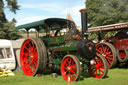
(64, 28, 82, 41)
(50, 31, 55, 37)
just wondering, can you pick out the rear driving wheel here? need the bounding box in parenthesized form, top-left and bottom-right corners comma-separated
(61, 55, 80, 82)
(96, 42, 117, 68)
(88, 54, 108, 78)
(20, 38, 47, 76)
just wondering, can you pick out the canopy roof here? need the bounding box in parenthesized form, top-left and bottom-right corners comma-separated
(16, 18, 74, 31)
(88, 22, 128, 32)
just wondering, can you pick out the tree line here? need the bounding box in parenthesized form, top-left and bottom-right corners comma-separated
(0, 0, 128, 40)
(86, 0, 128, 40)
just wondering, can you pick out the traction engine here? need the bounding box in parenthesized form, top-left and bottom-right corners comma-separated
(16, 9, 108, 82)
(89, 23, 128, 68)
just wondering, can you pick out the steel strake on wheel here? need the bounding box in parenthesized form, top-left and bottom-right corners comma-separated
(61, 55, 80, 82)
(88, 54, 108, 78)
(96, 42, 117, 68)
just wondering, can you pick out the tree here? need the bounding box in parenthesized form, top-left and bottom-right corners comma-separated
(0, 21, 21, 39)
(86, 0, 128, 40)
(0, 0, 21, 39)
(86, 0, 128, 27)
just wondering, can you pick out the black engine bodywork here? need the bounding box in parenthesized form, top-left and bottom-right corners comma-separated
(77, 40, 96, 60)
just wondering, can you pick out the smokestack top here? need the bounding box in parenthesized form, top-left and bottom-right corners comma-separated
(80, 9, 88, 13)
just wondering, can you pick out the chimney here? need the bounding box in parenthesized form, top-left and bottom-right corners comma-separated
(80, 9, 88, 40)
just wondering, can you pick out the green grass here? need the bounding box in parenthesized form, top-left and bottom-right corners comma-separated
(1, 68, 128, 85)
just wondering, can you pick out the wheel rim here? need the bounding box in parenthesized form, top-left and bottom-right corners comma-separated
(119, 50, 126, 59)
(96, 44, 114, 68)
(88, 56, 105, 78)
(20, 39, 38, 76)
(61, 56, 78, 82)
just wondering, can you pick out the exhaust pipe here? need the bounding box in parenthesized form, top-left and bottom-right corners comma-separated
(80, 9, 88, 40)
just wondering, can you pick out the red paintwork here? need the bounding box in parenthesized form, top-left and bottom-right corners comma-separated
(61, 56, 77, 82)
(114, 38, 128, 50)
(96, 44, 114, 68)
(119, 51, 126, 59)
(89, 22, 128, 32)
(103, 32, 128, 61)
(91, 22, 128, 65)
(88, 56, 105, 78)
(104, 32, 128, 50)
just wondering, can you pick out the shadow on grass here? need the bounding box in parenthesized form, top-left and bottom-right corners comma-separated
(78, 70, 109, 81)
(78, 71, 90, 81)
(35, 68, 62, 77)
(34, 68, 109, 81)
(114, 61, 128, 69)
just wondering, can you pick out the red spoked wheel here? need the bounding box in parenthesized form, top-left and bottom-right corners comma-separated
(20, 38, 47, 76)
(61, 55, 80, 82)
(88, 54, 108, 78)
(96, 42, 117, 68)
(117, 50, 128, 62)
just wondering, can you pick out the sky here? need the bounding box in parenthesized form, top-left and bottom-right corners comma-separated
(5, 0, 85, 26)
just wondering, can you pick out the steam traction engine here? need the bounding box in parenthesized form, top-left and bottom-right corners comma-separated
(89, 23, 128, 68)
(16, 9, 108, 82)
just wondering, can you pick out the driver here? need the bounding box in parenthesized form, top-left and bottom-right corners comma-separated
(64, 28, 82, 41)
(72, 33, 82, 40)
(50, 31, 55, 37)
(71, 28, 82, 40)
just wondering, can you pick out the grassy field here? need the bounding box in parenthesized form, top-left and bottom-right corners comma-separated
(1, 68, 128, 85)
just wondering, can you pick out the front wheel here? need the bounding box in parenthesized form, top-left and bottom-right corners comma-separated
(88, 54, 108, 78)
(61, 55, 80, 82)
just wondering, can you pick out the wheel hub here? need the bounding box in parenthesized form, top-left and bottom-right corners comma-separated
(102, 54, 106, 57)
(67, 67, 71, 71)
(95, 64, 100, 69)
